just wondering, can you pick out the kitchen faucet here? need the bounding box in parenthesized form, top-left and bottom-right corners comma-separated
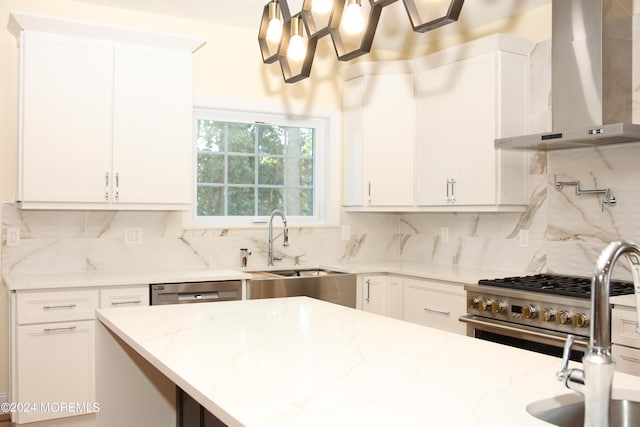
(557, 240, 640, 427)
(267, 209, 289, 266)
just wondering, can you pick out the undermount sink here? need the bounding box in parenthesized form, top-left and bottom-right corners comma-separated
(270, 269, 336, 277)
(527, 393, 640, 426)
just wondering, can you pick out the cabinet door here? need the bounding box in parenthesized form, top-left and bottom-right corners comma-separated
(415, 63, 458, 206)
(454, 54, 497, 205)
(361, 276, 388, 315)
(19, 31, 113, 203)
(112, 43, 193, 205)
(363, 73, 415, 206)
(386, 275, 404, 320)
(343, 76, 366, 206)
(16, 320, 95, 424)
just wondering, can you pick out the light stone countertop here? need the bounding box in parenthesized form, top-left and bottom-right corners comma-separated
(3, 261, 521, 291)
(3, 268, 252, 291)
(96, 296, 640, 427)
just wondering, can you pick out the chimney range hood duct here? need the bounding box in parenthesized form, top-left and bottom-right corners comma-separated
(495, 0, 640, 150)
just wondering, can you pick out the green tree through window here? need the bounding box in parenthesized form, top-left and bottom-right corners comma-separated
(196, 119, 315, 217)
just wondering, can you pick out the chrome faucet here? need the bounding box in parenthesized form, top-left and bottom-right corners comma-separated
(557, 240, 640, 427)
(267, 209, 289, 266)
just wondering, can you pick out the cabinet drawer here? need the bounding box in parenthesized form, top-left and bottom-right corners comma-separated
(17, 289, 99, 324)
(612, 307, 640, 349)
(404, 279, 466, 334)
(100, 286, 149, 309)
(613, 344, 640, 376)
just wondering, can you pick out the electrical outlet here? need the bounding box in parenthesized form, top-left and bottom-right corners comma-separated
(441, 227, 449, 243)
(6, 227, 20, 247)
(519, 230, 529, 248)
(124, 227, 142, 244)
(341, 225, 351, 241)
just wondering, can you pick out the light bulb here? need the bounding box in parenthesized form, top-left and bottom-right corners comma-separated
(343, 0, 365, 35)
(267, 18, 283, 42)
(312, 0, 333, 14)
(266, 1, 283, 43)
(287, 16, 307, 61)
(287, 34, 306, 61)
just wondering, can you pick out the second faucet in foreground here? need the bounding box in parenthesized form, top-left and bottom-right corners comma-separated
(557, 239, 640, 427)
(267, 209, 289, 266)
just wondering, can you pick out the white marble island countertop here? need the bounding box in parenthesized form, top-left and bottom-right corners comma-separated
(96, 297, 640, 427)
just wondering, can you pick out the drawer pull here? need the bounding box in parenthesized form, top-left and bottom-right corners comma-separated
(111, 300, 141, 306)
(44, 326, 77, 332)
(43, 304, 77, 310)
(424, 307, 450, 316)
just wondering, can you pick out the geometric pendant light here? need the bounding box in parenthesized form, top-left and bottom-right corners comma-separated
(259, 0, 465, 83)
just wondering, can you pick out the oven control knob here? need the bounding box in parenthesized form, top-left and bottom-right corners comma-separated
(522, 305, 538, 319)
(572, 313, 590, 328)
(542, 308, 556, 322)
(480, 298, 493, 312)
(491, 300, 507, 314)
(557, 310, 572, 325)
(467, 296, 480, 309)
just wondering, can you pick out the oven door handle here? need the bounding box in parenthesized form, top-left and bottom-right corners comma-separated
(459, 315, 590, 349)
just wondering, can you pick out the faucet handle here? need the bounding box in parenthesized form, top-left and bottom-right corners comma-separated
(557, 335, 586, 393)
(557, 334, 577, 382)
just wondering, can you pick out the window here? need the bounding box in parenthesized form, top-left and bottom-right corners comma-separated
(194, 108, 328, 225)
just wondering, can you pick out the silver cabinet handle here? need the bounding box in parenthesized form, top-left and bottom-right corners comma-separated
(105, 172, 110, 200)
(446, 179, 450, 201)
(365, 279, 371, 302)
(111, 300, 141, 306)
(368, 181, 372, 204)
(44, 326, 77, 332)
(424, 306, 450, 316)
(43, 304, 76, 309)
(115, 172, 120, 201)
(450, 179, 456, 202)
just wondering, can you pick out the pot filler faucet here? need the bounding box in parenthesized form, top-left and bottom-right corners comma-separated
(267, 209, 289, 266)
(557, 240, 640, 427)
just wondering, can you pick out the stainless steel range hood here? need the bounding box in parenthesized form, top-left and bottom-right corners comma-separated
(495, 0, 640, 150)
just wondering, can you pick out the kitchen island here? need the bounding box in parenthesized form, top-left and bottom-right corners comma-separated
(95, 297, 640, 427)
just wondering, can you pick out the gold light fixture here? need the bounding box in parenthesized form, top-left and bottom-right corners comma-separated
(259, 0, 465, 82)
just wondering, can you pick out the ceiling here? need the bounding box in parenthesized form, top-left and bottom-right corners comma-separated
(73, 0, 551, 51)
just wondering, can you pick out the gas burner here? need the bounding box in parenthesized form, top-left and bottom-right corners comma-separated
(478, 273, 634, 299)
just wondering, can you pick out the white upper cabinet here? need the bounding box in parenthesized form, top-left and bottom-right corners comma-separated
(416, 50, 530, 209)
(11, 12, 204, 209)
(112, 43, 193, 205)
(343, 34, 534, 212)
(19, 31, 114, 204)
(343, 72, 415, 208)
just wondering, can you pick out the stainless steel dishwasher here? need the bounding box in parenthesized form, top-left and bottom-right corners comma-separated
(248, 269, 356, 308)
(149, 280, 242, 305)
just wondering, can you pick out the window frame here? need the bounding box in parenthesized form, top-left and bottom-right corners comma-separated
(190, 98, 339, 228)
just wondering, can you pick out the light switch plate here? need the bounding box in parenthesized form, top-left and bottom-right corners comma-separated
(124, 227, 142, 244)
(440, 227, 449, 243)
(519, 230, 529, 248)
(6, 227, 20, 247)
(341, 225, 351, 241)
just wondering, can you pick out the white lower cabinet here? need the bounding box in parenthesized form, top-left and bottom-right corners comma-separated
(11, 285, 149, 424)
(360, 275, 403, 320)
(403, 278, 466, 334)
(16, 320, 95, 424)
(612, 306, 640, 376)
(358, 274, 466, 334)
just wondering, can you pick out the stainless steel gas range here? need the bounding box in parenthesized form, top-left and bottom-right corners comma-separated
(460, 274, 635, 361)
